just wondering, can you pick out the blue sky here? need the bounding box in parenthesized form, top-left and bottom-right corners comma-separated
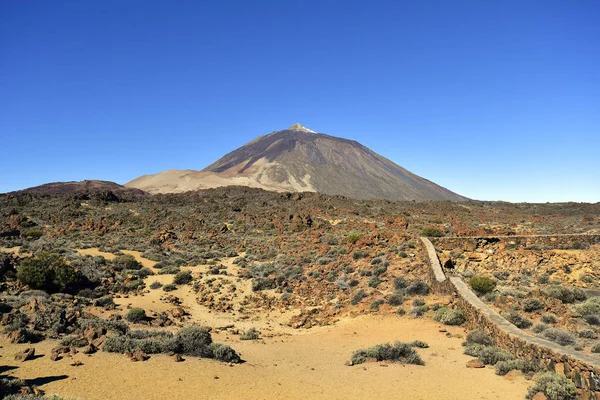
(1, 0, 598, 202)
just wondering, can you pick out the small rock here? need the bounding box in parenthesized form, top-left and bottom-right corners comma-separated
(14, 347, 35, 362)
(131, 348, 149, 362)
(214, 375, 219, 379)
(466, 359, 485, 368)
(70, 361, 84, 367)
(532, 392, 548, 400)
(173, 354, 183, 362)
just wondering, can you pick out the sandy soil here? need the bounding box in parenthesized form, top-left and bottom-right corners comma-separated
(0, 248, 531, 399)
(2, 315, 530, 400)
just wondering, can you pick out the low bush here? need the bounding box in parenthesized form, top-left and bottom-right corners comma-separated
(393, 277, 407, 291)
(541, 313, 558, 324)
(532, 323, 548, 334)
(388, 292, 404, 306)
(158, 266, 181, 275)
(103, 326, 241, 363)
(125, 307, 147, 323)
(177, 326, 214, 357)
(494, 359, 534, 376)
(149, 281, 162, 290)
(464, 344, 514, 365)
(469, 275, 496, 295)
(240, 328, 260, 340)
(578, 329, 597, 339)
(522, 298, 545, 312)
(252, 277, 276, 291)
(420, 227, 444, 237)
(350, 341, 424, 366)
(542, 286, 586, 304)
(351, 289, 367, 305)
(163, 283, 177, 292)
(16, 253, 83, 293)
(464, 329, 492, 346)
(433, 307, 465, 326)
(591, 343, 600, 353)
(370, 299, 385, 310)
(173, 270, 192, 285)
(574, 298, 600, 316)
(541, 328, 578, 347)
(503, 310, 533, 329)
(584, 314, 600, 326)
(526, 372, 576, 400)
(404, 280, 429, 296)
(209, 343, 241, 363)
(408, 340, 429, 348)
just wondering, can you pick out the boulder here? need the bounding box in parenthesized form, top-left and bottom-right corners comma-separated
(466, 359, 485, 368)
(14, 347, 35, 362)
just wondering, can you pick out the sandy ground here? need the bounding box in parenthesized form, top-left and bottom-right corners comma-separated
(2, 315, 530, 400)
(0, 248, 530, 399)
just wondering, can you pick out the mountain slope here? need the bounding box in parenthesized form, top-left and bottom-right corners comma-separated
(15, 180, 147, 196)
(126, 124, 467, 201)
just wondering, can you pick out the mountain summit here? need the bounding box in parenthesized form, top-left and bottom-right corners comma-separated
(126, 125, 466, 201)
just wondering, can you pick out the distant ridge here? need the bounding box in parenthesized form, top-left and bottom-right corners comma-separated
(126, 124, 467, 201)
(13, 180, 147, 196)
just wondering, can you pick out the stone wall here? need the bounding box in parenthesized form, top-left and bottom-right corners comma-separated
(431, 234, 600, 252)
(420, 237, 600, 399)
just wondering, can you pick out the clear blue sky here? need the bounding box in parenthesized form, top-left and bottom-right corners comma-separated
(1, 0, 599, 202)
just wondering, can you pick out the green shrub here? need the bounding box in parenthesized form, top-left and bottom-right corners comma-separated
(209, 343, 241, 363)
(370, 299, 385, 311)
(469, 275, 496, 294)
(591, 343, 600, 353)
(252, 277, 276, 291)
(408, 340, 429, 348)
(240, 328, 260, 340)
(404, 280, 429, 296)
(435, 308, 465, 326)
(526, 372, 576, 400)
(351, 289, 367, 305)
(163, 283, 177, 292)
(574, 298, 600, 316)
(541, 313, 558, 324)
(388, 292, 404, 306)
(393, 277, 407, 290)
(346, 231, 363, 244)
(583, 314, 600, 326)
(522, 298, 545, 312)
(368, 276, 380, 288)
(420, 227, 444, 237)
(350, 341, 424, 366)
(149, 281, 162, 290)
(125, 307, 147, 323)
(541, 328, 578, 347)
(532, 323, 548, 334)
(173, 270, 192, 285)
(494, 359, 533, 376)
(16, 253, 81, 293)
(542, 286, 586, 304)
(113, 255, 141, 271)
(465, 329, 492, 346)
(478, 346, 515, 365)
(503, 310, 532, 329)
(578, 329, 597, 339)
(177, 326, 213, 357)
(158, 266, 181, 275)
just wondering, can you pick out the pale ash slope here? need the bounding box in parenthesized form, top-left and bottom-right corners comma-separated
(126, 124, 467, 201)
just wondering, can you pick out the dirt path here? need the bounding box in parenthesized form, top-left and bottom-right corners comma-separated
(2, 315, 530, 400)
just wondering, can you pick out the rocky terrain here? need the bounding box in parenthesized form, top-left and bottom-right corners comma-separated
(0, 187, 599, 399)
(126, 124, 467, 201)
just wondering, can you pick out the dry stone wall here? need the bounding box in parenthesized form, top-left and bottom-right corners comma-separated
(420, 236, 600, 400)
